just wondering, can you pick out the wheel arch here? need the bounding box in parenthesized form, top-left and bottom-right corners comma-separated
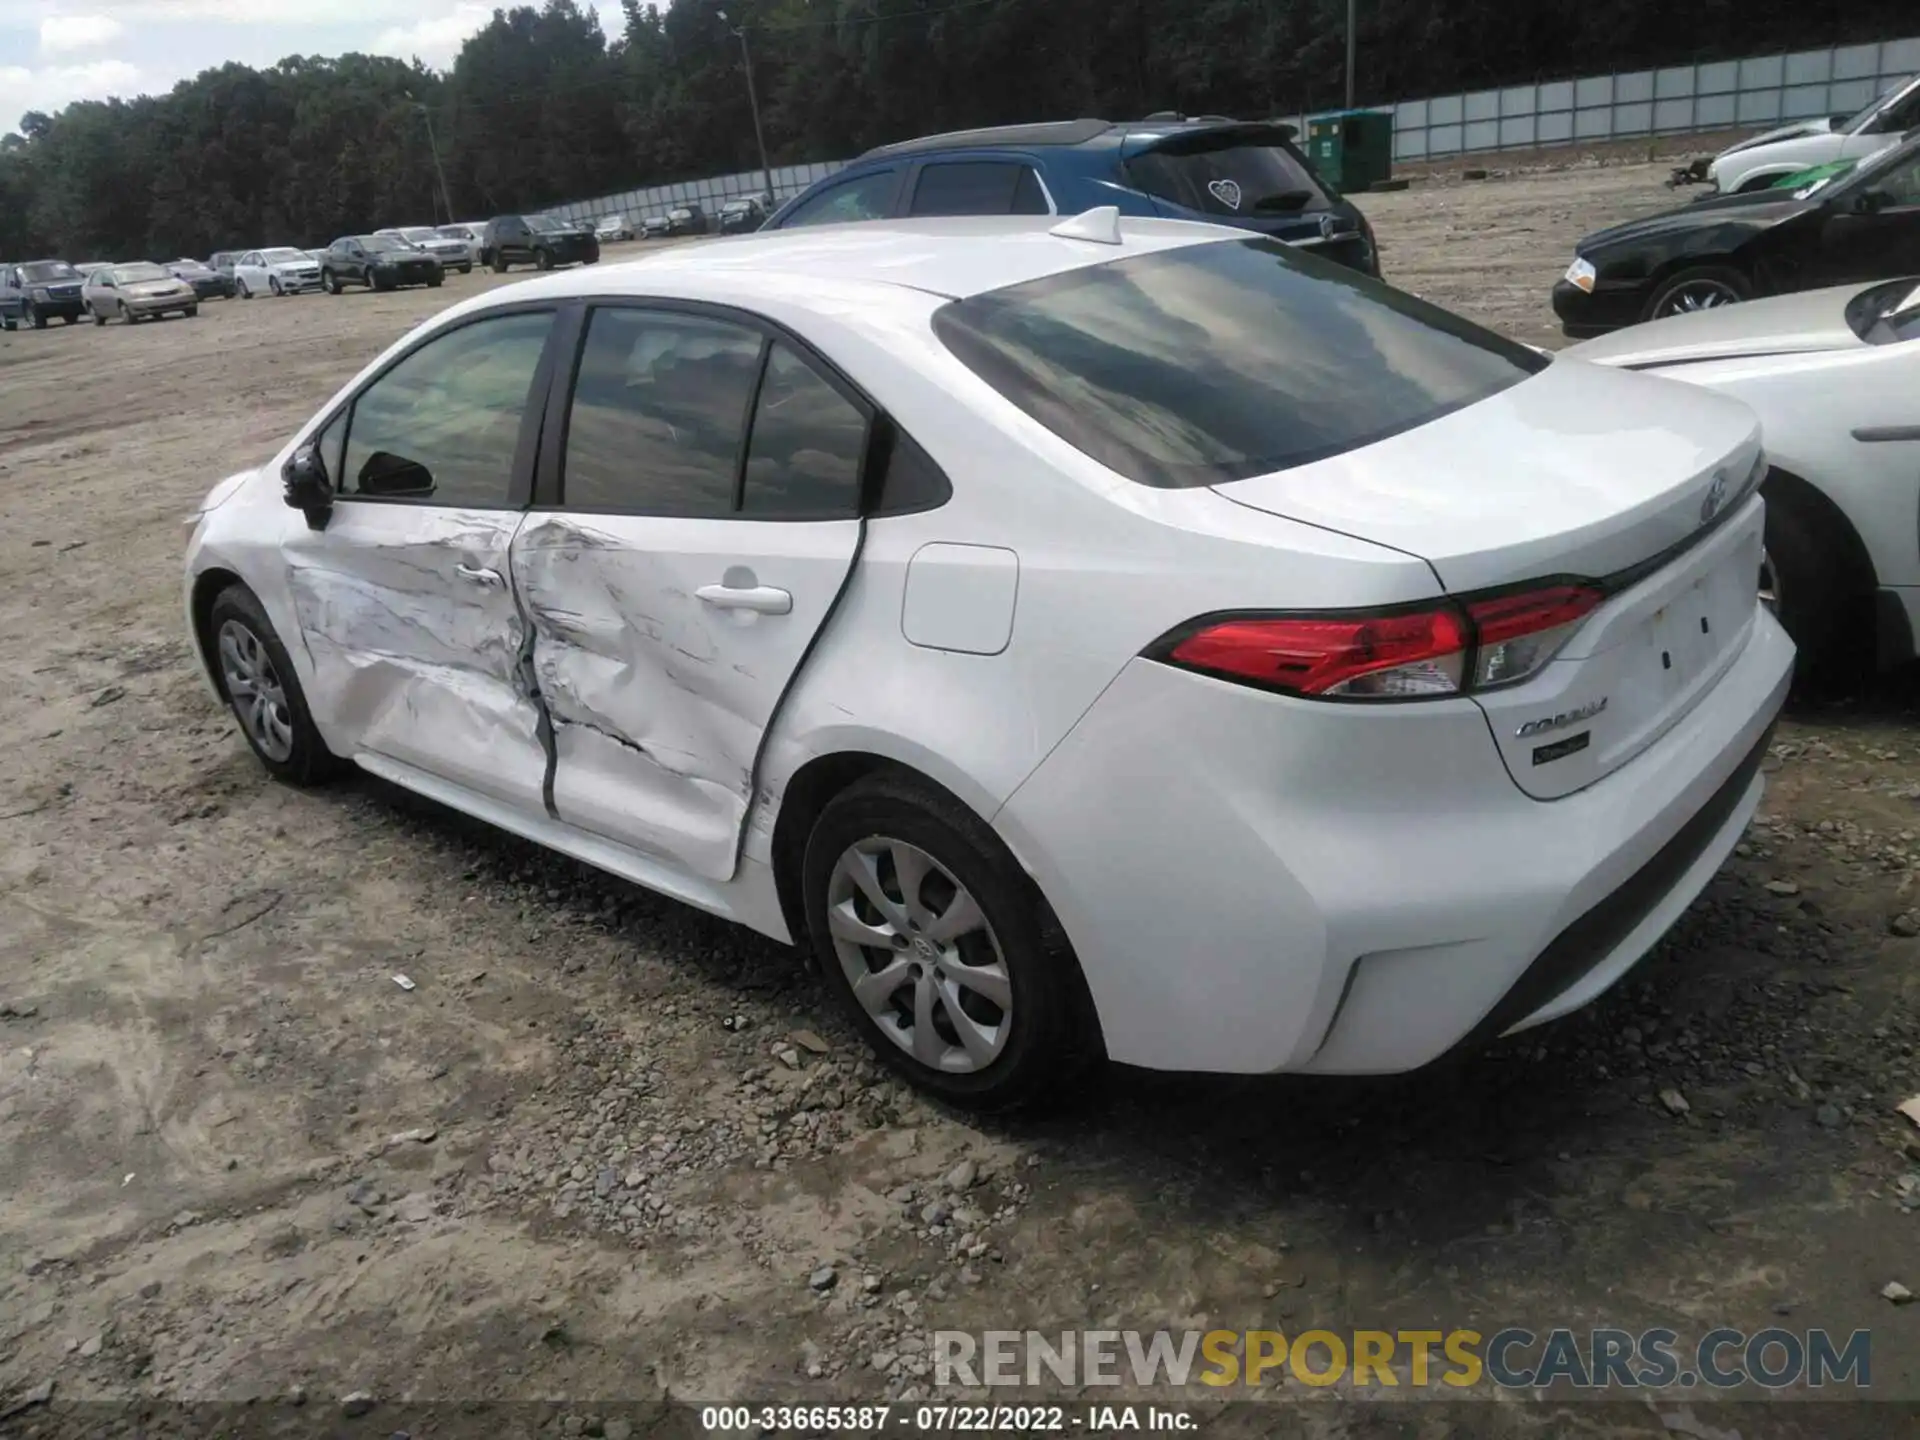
(1763, 463, 1877, 593)
(189, 566, 244, 697)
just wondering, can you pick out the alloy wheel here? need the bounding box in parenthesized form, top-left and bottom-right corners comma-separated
(217, 619, 295, 763)
(825, 837, 1012, 1074)
(1657, 280, 1742, 317)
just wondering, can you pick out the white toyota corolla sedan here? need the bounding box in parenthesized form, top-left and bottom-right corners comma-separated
(183, 213, 1793, 1108)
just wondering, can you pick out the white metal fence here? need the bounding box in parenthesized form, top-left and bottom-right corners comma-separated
(544, 33, 1920, 223)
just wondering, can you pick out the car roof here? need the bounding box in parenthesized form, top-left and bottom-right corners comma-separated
(856, 115, 1290, 161)
(466, 214, 1235, 305)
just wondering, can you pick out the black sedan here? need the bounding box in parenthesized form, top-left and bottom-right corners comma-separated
(168, 258, 234, 300)
(1554, 132, 1920, 337)
(320, 235, 444, 293)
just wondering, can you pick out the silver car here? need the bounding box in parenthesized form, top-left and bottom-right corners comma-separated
(84, 261, 198, 324)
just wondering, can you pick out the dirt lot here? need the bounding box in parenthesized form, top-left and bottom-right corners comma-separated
(3, 167, 1919, 1439)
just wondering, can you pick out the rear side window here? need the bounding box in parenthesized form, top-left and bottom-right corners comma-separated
(740, 343, 867, 517)
(934, 237, 1548, 489)
(1126, 129, 1333, 218)
(563, 308, 763, 515)
(778, 170, 898, 228)
(909, 161, 1050, 216)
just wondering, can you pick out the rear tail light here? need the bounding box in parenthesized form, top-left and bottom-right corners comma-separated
(1153, 582, 1604, 702)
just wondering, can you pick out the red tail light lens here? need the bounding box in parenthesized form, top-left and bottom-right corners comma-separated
(1157, 583, 1604, 701)
(1166, 608, 1469, 698)
(1465, 585, 1604, 689)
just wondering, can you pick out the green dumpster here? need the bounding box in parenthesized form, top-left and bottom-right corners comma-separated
(1305, 109, 1394, 193)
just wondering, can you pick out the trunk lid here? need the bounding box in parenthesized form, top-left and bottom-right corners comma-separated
(1212, 358, 1766, 798)
(1566, 284, 1865, 368)
(1210, 357, 1761, 593)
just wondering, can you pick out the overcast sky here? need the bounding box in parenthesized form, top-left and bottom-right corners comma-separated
(0, 1, 612, 132)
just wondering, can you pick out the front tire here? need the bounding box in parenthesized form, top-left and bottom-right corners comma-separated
(270, 276, 283, 296)
(1644, 265, 1750, 322)
(206, 585, 342, 786)
(491, 253, 508, 274)
(26, 303, 44, 330)
(321, 270, 340, 295)
(533, 248, 552, 271)
(184, 305, 198, 318)
(92, 308, 106, 327)
(802, 772, 1095, 1112)
(427, 273, 443, 288)
(238, 278, 252, 299)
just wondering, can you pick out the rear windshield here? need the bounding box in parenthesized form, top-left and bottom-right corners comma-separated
(933, 237, 1548, 489)
(20, 261, 78, 282)
(1126, 128, 1334, 218)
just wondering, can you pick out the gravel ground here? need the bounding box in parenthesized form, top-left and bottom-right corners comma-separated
(2, 169, 1918, 1438)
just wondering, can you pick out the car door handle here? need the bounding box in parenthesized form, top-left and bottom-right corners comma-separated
(455, 563, 504, 587)
(695, 582, 792, 615)
(1853, 425, 1920, 444)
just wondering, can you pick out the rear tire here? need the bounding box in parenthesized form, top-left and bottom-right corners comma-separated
(1763, 477, 1873, 687)
(802, 772, 1097, 1112)
(1643, 264, 1751, 322)
(270, 276, 283, 296)
(533, 248, 552, 271)
(206, 585, 344, 786)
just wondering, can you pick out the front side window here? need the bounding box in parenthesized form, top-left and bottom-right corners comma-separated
(563, 308, 763, 514)
(779, 170, 897, 228)
(340, 311, 552, 507)
(1126, 129, 1335, 218)
(934, 237, 1547, 489)
(741, 343, 867, 516)
(909, 161, 1050, 217)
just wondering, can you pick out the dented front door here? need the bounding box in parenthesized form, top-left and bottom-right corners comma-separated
(284, 307, 559, 813)
(513, 305, 871, 882)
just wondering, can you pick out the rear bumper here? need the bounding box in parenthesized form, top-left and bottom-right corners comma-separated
(994, 605, 1793, 1075)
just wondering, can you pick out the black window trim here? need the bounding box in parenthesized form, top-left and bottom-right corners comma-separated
(903, 153, 1058, 217)
(306, 299, 565, 513)
(533, 295, 899, 523)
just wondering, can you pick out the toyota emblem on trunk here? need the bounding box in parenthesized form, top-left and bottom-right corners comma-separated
(1700, 469, 1729, 524)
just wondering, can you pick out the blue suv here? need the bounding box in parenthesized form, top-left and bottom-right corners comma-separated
(761, 116, 1380, 277)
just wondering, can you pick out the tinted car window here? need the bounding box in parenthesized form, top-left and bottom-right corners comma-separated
(1126, 129, 1334, 218)
(909, 161, 1049, 217)
(563, 308, 763, 515)
(740, 344, 867, 517)
(341, 311, 552, 507)
(934, 237, 1547, 489)
(779, 170, 898, 227)
(20, 261, 79, 283)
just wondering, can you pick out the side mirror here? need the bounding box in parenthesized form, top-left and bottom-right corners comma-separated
(282, 444, 334, 529)
(1855, 189, 1891, 216)
(357, 450, 435, 498)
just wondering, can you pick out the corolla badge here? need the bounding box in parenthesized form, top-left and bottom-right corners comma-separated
(1515, 697, 1608, 739)
(1700, 469, 1729, 525)
(1208, 178, 1243, 210)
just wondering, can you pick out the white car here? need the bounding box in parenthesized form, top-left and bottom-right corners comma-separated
(234, 247, 323, 297)
(1571, 278, 1920, 682)
(182, 215, 1792, 1107)
(1707, 76, 1920, 195)
(379, 226, 475, 273)
(595, 213, 635, 242)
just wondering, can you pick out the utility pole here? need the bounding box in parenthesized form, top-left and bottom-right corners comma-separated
(717, 10, 777, 207)
(1345, 0, 1357, 110)
(406, 92, 456, 224)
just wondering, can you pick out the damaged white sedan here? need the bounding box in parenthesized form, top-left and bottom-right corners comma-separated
(185, 213, 1792, 1109)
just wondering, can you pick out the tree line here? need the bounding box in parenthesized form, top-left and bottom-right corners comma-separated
(0, 0, 1909, 262)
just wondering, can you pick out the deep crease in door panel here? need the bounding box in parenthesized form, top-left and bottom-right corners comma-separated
(286, 518, 548, 779)
(512, 515, 757, 872)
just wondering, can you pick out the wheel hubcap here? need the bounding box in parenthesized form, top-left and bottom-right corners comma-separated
(826, 837, 1011, 1074)
(1661, 282, 1740, 317)
(217, 619, 295, 762)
